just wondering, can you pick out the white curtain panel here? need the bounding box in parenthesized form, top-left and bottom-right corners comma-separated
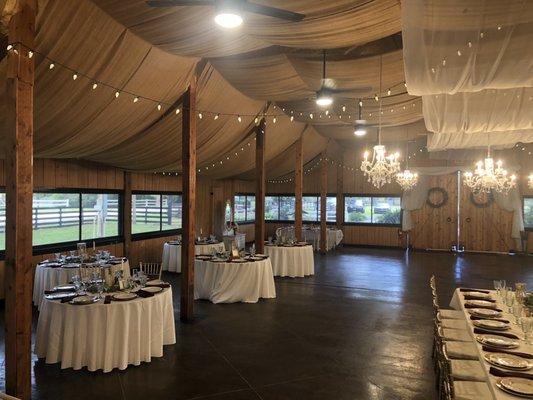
(427, 130, 533, 151)
(493, 188, 524, 239)
(401, 0, 533, 96)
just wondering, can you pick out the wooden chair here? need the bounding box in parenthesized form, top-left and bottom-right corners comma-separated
(139, 262, 162, 280)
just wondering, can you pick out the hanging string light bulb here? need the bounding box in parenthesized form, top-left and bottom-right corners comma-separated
(360, 56, 400, 188)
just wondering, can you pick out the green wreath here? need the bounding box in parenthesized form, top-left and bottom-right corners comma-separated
(426, 187, 448, 209)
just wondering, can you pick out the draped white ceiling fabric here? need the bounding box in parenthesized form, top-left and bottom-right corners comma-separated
(402, 0, 533, 152)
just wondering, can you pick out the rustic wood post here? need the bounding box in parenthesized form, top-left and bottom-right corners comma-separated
(336, 155, 344, 230)
(320, 153, 327, 254)
(4, 1, 36, 398)
(294, 133, 303, 241)
(255, 117, 266, 253)
(123, 171, 132, 259)
(181, 78, 197, 322)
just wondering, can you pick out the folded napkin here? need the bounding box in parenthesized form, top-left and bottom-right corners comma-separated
(470, 316, 510, 324)
(464, 295, 495, 303)
(104, 295, 112, 304)
(147, 283, 171, 289)
(474, 328, 519, 339)
(60, 295, 78, 303)
(490, 367, 533, 380)
(483, 346, 533, 359)
(464, 304, 502, 312)
(137, 290, 154, 298)
(44, 288, 77, 295)
(460, 288, 490, 294)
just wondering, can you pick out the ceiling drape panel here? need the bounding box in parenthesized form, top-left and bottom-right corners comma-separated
(427, 130, 533, 152)
(92, 0, 401, 58)
(423, 88, 533, 134)
(402, 0, 533, 95)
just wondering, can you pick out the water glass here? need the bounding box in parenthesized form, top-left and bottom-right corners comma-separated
(505, 291, 515, 313)
(513, 303, 523, 324)
(520, 317, 533, 344)
(493, 280, 502, 296)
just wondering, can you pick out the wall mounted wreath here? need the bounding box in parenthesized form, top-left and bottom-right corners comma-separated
(426, 187, 448, 209)
(469, 191, 494, 208)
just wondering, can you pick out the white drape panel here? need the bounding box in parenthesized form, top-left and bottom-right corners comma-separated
(402, 0, 533, 96)
(427, 131, 533, 151)
(493, 188, 524, 239)
(423, 88, 533, 134)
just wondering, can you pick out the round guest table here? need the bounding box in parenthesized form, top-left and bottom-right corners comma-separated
(162, 242, 226, 273)
(264, 244, 314, 277)
(33, 259, 131, 307)
(303, 228, 344, 251)
(35, 288, 175, 372)
(194, 258, 276, 303)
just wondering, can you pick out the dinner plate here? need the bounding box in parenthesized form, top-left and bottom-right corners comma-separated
(476, 334, 520, 349)
(196, 255, 212, 260)
(473, 319, 510, 331)
(44, 292, 77, 300)
(70, 295, 99, 305)
(142, 286, 163, 294)
(146, 279, 164, 286)
(500, 377, 533, 396)
(484, 353, 532, 370)
(468, 308, 502, 318)
(247, 256, 264, 261)
(465, 299, 497, 308)
(53, 284, 77, 292)
(255, 254, 267, 258)
(232, 258, 247, 263)
(112, 292, 137, 301)
(463, 291, 493, 299)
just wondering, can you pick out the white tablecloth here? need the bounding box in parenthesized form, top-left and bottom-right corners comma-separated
(33, 260, 131, 307)
(264, 245, 314, 277)
(162, 242, 226, 273)
(450, 288, 530, 400)
(303, 228, 344, 251)
(194, 258, 276, 304)
(35, 288, 175, 372)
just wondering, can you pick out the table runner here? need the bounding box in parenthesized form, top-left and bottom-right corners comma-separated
(35, 288, 175, 372)
(162, 242, 226, 273)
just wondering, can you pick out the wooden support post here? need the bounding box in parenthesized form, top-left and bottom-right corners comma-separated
(5, 1, 36, 399)
(320, 153, 327, 254)
(294, 134, 303, 241)
(255, 117, 266, 253)
(123, 171, 132, 259)
(336, 157, 344, 230)
(181, 78, 197, 322)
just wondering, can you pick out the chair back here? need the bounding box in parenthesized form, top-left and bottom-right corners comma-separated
(0, 393, 22, 400)
(139, 262, 162, 280)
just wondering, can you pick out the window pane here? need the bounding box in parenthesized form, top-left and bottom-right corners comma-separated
(132, 194, 161, 234)
(525, 198, 533, 229)
(0, 193, 5, 251)
(345, 196, 371, 223)
(265, 196, 279, 220)
(372, 197, 401, 225)
(246, 196, 255, 221)
(234, 195, 246, 222)
(162, 194, 182, 230)
(303, 196, 318, 222)
(279, 196, 295, 221)
(33, 193, 80, 246)
(81, 193, 119, 240)
(326, 197, 337, 222)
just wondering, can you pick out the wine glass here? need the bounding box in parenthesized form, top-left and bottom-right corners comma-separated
(520, 317, 533, 344)
(505, 291, 515, 313)
(493, 280, 502, 296)
(513, 303, 523, 325)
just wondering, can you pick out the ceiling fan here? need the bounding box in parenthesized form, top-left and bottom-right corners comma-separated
(145, 0, 306, 29)
(313, 50, 372, 107)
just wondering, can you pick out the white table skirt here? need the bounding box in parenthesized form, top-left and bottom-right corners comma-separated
(303, 229, 343, 251)
(162, 242, 226, 273)
(264, 245, 314, 277)
(450, 288, 529, 400)
(194, 259, 276, 304)
(35, 288, 176, 373)
(33, 260, 131, 308)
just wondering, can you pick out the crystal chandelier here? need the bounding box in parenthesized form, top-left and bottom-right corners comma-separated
(463, 146, 516, 194)
(396, 138, 418, 191)
(360, 56, 400, 188)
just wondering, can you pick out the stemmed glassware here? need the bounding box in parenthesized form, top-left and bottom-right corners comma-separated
(493, 280, 502, 296)
(520, 317, 533, 345)
(505, 290, 515, 314)
(513, 303, 523, 325)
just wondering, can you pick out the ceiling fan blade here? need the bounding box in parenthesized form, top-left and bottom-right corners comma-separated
(145, 0, 213, 7)
(243, 2, 305, 22)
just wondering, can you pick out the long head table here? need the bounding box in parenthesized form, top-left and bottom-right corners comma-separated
(450, 288, 532, 399)
(35, 288, 175, 372)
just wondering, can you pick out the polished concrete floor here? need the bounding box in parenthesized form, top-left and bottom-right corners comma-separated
(2, 247, 533, 399)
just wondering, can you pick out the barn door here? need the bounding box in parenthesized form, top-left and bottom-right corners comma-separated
(459, 180, 515, 252)
(410, 173, 458, 250)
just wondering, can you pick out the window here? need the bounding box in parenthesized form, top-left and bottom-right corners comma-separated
(344, 195, 401, 226)
(326, 197, 337, 223)
(265, 196, 279, 220)
(524, 197, 533, 230)
(301, 195, 337, 223)
(233, 194, 255, 223)
(279, 196, 295, 221)
(31, 190, 122, 248)
(132, 192, 182, 236)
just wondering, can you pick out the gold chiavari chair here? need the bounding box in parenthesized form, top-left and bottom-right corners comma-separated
(139, 262, 162, 280)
